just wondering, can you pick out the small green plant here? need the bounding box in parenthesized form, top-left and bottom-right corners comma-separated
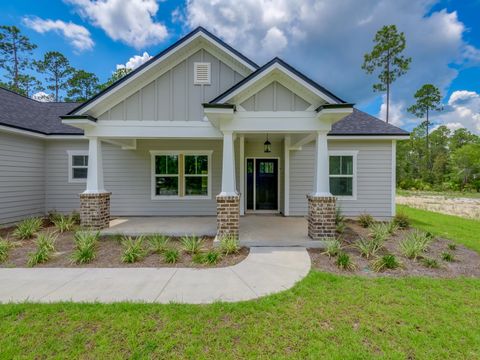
(193, 250, 221, 265)
(336, 222, 346, 234)
(27, 231, 57, 267)
(369, 222, 390, 243)
(448, 243, 457, 251)
(71, 231, 99, 264)
(421, 257, 439, 268)
(181, 235, 203, 254)
(219, 235, 240, 255)
(393, 212, 410, 229)
(335, 207, 345, 225)
(441, 252, 455, 262)
(0, 237, 12, 263)
(399, 230, 432, 259)
(358, 213, 374, 228)
(13, 217, 43, 239)
(322, 239, 342, 257)
(371, 254, 400, 272)
(148, 234, 170, 254)
(336, 252, 356, 271)
(164, 248, 180, 264)
(356, 237, 383, 259)
(70, 211, 81, 224)
(52, 214, 76, 233)
(386, 221, 399, 235)
(121, 236, 146, 263)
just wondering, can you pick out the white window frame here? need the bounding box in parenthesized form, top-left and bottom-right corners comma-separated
(150, 150, 212, 200)
(193, 62, 211, 85)
(328, 150, 358, 200)
(67, 150, 89, 183)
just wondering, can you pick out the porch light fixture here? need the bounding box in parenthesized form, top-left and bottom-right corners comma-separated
(264, 134, 272, 153)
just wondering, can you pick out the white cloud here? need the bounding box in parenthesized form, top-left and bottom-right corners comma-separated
(64, 0, 168, 49)
(23, 17, 93, 51)
(378, 95, 406, 126)
(116, 52, 152, 70)
(434, 90, 480, 134)
(183, 0, 480, 119)
(32, 92, 55, 102)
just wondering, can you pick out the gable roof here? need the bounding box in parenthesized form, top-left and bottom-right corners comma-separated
(68, 27, 259, 116)
(0, 87, 82, 135)
(210, 57, 346, 104)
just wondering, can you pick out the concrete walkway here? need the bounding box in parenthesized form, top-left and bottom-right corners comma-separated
(0, 247, 310, 304)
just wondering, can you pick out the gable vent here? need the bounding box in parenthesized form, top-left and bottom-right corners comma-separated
(194, 62, 211, 85)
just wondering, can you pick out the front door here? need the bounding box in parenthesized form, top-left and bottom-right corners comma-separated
(246, 158, 278, 211)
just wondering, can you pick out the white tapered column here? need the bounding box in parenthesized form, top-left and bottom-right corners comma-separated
(220, 130, 237, 196)
(312, 130, 331, 196)
(85, 137, 106, 194)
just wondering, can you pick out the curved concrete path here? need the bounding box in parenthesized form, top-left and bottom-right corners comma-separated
(0, 247, 310, 304)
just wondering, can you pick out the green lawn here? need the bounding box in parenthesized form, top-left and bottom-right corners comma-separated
(398, 204, 480, 253)
(0, 272, 479, 359)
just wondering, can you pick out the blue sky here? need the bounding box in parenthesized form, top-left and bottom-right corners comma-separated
(1, 0, 480, 133)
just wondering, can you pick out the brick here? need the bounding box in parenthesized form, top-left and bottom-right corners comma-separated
(306, 194, 336, 240)
(79, 192, 111, 230)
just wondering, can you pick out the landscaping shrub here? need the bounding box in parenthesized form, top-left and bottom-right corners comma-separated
(164, 248, 180, 264)
(386, 221, 399, 235)
(13, 217, 43, 240)
(181, 235, 203, 254)
(393, 212, 410, 229)
(71, 231, 99, 264)
(121, 236, 146, 263)
(371, 254, 400, 272)
(448, 243, 457, 251)
(148, 234, 170, 254)
(421, 257, 440, 268)
(399, 230, 432, 259)
(336, 222, 346, 234)
(322, 239, 342, 257)
(193, 251, 221, 265)
(27, 231, 57, 267)
(335, 207, 345, 225)
(70, 211, 81, 224)
(0, 237, 12, 263)
(441, 252, 455, 262)
(355, 237, 383, 259)
(219, 235, 240, 255)
(336, 252, 356, 271)
(52, 214, 76, 233)
(358, 213, 374, 228)
(369, 222, 390, 243)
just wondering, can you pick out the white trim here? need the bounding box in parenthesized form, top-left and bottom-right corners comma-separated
(150, 150, 213, 200)
(245, 157, 280, 213)
(391, 140, 396, 217)
(239, 135, 245, 215)
(0, 125, 85, 139)
(328, 135, 409, 140)
(328, 150, 358, 200)
(284, 136, 290, 216)
(67, 150, 89, 183)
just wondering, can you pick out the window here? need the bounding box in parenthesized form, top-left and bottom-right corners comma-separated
(329, 152, 357, 198)
(68, 150, 88, 183)
(151, 151, 212, 199)
(194, 62, 211, 85)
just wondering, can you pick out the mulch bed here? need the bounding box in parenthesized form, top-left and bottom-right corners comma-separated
(0, 225, 248, 268)
(309, 220, 480, 278)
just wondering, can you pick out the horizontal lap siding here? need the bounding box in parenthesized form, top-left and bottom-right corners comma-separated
(289, 140, 393, 219)
(0, 132, 45, 225)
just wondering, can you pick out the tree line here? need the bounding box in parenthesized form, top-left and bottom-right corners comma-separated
(0, 25, 130, 102)
(362, 24, 479, 192)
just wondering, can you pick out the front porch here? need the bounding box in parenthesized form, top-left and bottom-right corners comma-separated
(100, 215, 325, 248)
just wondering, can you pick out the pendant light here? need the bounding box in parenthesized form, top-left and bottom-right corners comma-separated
(264, 133, 272, 153)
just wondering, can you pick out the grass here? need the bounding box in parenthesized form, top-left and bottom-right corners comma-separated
(0, 271, 479, 358)
(398, 205, 480, 253)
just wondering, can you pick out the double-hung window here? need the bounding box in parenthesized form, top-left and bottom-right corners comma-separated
(151, 151, 211, 199)
(68, 150, 88, 183)
(329, 152, 357, 199)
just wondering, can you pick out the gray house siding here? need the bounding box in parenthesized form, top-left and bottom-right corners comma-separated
(98, 49, 244, 122)
(0, 132, 45, 225)
(289, 140, 393, 219)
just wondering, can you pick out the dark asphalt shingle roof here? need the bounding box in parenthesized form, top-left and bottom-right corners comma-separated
(0, 87, 82, 135)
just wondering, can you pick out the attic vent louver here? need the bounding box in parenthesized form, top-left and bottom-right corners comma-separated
(194, 62, 211, 85)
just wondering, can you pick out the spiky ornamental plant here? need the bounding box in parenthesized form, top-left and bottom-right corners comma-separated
(362, 25, 411, 123)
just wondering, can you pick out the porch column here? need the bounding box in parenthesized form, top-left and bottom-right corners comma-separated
(80, 137, 111, 230)
(307, 130, 336, 239)
(216, 131, 240, 240)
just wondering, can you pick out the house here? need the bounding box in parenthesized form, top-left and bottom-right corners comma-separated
(0, 27, 409, 240)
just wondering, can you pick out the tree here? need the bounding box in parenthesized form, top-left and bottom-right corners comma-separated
(449, 128, 480, 151)
(66, 69, 99, 102)
(451, 144, 480, 190)
(362, 25, 411, 123)
(17, 74, 43, 97)
(35, 51, 73, 101)
(99, 67, 132, 90)
(0, 25, 37, 92)
(407, 84, 442, 169)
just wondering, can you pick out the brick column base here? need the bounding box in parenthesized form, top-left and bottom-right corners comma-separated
(216, 194, 240, 240)
(307, 194, 336, 240)
(79, 192, 111, 230)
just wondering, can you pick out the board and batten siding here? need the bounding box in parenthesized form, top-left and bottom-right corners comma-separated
(0, 132, 45, 225)
(98, 49, 244, 122)
(45, 139, 223, 216)
(289, 140, 394, 219)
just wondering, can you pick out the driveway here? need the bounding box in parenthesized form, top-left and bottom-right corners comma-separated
(0, 247, 310, 304)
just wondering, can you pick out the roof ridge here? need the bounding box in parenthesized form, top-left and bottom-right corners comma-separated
(0, 86, 42, 103)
